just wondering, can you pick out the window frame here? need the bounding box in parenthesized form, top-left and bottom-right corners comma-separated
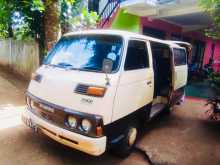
(173, 48, 187, 66)
(124, 39, 150, 71)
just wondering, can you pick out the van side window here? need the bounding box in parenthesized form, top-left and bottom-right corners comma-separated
(173, 48, 187, 66)
(124, 40, 149, 70)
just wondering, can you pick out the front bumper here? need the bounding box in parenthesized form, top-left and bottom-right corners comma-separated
(22, 108, 107, 156)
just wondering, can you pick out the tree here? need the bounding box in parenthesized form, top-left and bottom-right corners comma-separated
(199, 0, 220, 39)
(44, 0, 61, 50)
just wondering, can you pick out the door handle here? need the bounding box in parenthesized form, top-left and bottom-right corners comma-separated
(147, 81, 152, 85)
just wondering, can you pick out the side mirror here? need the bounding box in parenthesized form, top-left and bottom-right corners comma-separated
(102, 59, 113, 74)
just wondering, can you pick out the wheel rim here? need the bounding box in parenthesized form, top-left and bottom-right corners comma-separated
(128, 127, 137, 146)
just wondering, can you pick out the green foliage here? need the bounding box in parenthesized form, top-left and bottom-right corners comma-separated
(13, 22, 33, 41)
(65, 0, 75, 4)
(0, 24, 8, 38)
(0, 0, 81, 40)
(31, 0, 45, 12)
(60, 0, 82, 32)
(208, 72, 220, 94)
(199, 0, 220, 39)
(0, 0, 13, 38)
(69, 8, 99, 31)
(0, 0, 45, 39)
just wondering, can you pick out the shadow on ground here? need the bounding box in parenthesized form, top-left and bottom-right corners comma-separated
(136, 100, 220, 165)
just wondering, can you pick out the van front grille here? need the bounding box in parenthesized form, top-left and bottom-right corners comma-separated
(75, 84, 89, 94)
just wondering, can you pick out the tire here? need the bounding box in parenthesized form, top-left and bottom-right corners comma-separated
(112, 124, 138, 157)
(163, 106, 171, 115)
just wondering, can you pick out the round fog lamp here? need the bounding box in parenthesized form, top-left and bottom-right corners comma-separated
(67, 116, 77, 128)
(81, 119, 92, 132)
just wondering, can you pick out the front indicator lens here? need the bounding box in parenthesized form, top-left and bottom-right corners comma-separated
(96, 126, 103, 137)
(81, 119, 92, 132)
(67, 116, 77, 128)
(86, 86, 106, 97)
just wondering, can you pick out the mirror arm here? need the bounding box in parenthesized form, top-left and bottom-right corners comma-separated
(105, 72, 110, 86)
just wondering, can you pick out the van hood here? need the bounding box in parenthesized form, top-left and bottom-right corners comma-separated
(27, 65, 119, 125)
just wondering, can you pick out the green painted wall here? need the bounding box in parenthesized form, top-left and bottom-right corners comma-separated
(111, 9, 141, 33)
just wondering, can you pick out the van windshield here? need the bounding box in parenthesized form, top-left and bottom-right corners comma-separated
(44, 35, 123, 72)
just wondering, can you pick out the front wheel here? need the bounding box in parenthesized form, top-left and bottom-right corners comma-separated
(163, 106, 171, 114)
(112, 124, 138, 157)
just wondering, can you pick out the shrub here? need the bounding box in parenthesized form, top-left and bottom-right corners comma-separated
(208, 72, 220, 95)
(69, 8, 99, 31)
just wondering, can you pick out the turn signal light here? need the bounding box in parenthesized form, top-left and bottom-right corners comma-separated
(96, 126, 103, 137)
(86, 86, 106, 97)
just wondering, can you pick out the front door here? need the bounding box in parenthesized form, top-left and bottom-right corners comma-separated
(112, 39, 154, 122)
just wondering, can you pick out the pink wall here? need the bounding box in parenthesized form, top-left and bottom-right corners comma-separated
(203, 40, 212, 65)
(203, 40, 220, 72)
(183, 31, 206, 42)
(213, 42, 220, 72)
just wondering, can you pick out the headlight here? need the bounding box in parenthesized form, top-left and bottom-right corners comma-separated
(81, 119, 92, 132)
(67, 116, 77, 128)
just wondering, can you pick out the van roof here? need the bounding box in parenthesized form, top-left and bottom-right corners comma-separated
(64, 29, 183, 48)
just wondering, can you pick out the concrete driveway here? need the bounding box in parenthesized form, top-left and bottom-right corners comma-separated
(0, 68, 220, 165)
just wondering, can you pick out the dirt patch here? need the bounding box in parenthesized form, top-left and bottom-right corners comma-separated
(0, 65, 29, 91)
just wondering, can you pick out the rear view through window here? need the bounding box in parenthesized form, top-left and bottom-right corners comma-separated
(173, 48, 187, 66)
(44, 35, 123, 72)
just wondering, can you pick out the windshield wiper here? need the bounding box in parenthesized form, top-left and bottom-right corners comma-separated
(45, 63, 98, 72)
(57, 62, 73, 68)
(45, 63, 75, 70)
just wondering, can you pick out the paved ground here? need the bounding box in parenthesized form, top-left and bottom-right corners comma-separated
(0, 68, 220, 165)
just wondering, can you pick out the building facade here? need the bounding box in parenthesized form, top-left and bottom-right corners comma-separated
(92, 0, 220, 72)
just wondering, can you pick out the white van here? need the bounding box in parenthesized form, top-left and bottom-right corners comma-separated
(22, 30, 188, 157)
